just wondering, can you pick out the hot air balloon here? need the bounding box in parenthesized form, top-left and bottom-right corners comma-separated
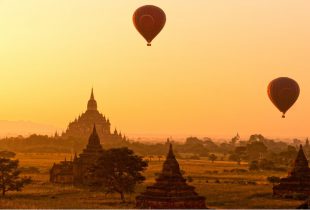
(267, 77, 300, 118)
(133, 5, 166, 46)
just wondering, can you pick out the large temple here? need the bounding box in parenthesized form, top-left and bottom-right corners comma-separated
(273, 145, 310, 196)
(62, 88, 125, 143)
(136, 143, 206, 209)
(50, 125, 104, 185)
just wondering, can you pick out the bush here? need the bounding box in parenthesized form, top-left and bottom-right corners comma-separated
(187, 176, 193, 182)
(267, 176, 281, 187)
(259, 159, 275, 170)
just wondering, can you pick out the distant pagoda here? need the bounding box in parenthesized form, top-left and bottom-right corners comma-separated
(50, 125, 104, 185)
(136, 143, 206, 209)
(62, 88, 126, 143)
(273, 145, 310, 196)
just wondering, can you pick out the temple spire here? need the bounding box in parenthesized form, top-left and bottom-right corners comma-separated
(87, 124, 101, 146)
(290, 145, 309, 177)
(167, 143, 175, 159)
(73, 152, 77, 162)
(161, 143, 182, 177)
(87, 88, 97, 111)
(90, 88, 94, 100)
(136, 141, 206, 209)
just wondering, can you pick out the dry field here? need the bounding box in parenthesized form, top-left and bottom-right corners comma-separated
(0, 153, 304, 209)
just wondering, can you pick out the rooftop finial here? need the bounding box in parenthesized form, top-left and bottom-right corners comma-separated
(87, 88, 97, 111)
(167, 143, 175, 159)
(90, 87, 94, 100)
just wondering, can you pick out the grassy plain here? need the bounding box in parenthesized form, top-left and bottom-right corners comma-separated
(0, 153, 304, 209)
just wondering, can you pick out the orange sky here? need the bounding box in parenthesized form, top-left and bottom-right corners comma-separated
(0, 0, 310, 140)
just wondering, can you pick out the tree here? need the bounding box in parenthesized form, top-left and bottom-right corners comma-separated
(229, 153, 242, 165)
(88, 147, 148, 202)
(246, 141, 267, 160)
(249, 134, 265, 143)
(259, 159, 275, 170)
(157, 155, 162, 161)
(278, 145, 297, 165)
(267, 176, 281, 187)
(209, 154, 217, 163)
(0, 158, 32, 196)
(229, 146, 247, 164)
(149, 155, 154, 162)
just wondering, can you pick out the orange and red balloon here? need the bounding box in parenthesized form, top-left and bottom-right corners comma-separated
(267, 77, 300, 118)
(133, 5, 166, 46)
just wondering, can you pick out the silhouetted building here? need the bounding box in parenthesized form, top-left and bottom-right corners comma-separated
(273, 145, 310, 196)
(50, 125, 103, 185)
(136, 143, 206, 209)
(49, 159, 73, 184)
(62, 88, 125, 143)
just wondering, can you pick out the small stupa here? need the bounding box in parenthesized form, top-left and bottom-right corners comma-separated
(136, 143, 206, 209)
(273, 145, 310, 196)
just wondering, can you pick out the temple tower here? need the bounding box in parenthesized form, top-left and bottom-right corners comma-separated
(136, 143, 206, 209)
(62, 88, 126, 144)
(290, 145, 309, 177)
(87, 88, 97, 111)
(73, 125, 104, 185)
(273, 145, 310, 196)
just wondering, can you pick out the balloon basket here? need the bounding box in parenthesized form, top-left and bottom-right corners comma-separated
(147, 43, 151, 46)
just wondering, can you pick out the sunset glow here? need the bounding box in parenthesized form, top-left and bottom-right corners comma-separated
(0, 0, 310, 139)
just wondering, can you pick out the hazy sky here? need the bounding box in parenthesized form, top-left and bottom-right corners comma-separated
(0, 0, 310, 139)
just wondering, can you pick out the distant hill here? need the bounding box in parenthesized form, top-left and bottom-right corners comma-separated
(0, 120, 63, 138)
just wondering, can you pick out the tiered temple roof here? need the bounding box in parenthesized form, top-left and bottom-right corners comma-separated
(78, 125, 104, 159)
(50, 125, 104, 185)
(136, 143, 206, 209)
(273, 145, 310, 196)
(62, 88, 125, 143)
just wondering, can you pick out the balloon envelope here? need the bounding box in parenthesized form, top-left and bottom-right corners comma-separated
(267, 77, 300, 118)
(133, 5, 166, 46)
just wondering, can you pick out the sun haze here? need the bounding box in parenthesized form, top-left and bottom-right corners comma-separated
(0, 0, 310, 140)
